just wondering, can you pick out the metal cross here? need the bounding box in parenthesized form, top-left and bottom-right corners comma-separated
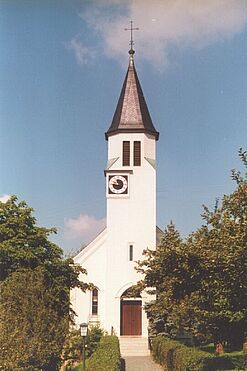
(124, 20, 139, 50)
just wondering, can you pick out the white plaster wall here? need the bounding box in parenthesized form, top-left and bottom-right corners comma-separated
(71, 230, 107, 327)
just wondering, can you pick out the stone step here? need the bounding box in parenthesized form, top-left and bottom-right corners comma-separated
(120, 345, 149, 349)
(119, 336, 150, 357)
(120, 351, 151, 356)
(119, 336, 148, 342)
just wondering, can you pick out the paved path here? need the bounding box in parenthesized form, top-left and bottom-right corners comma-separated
(123, 356, 163, 371)
(119, 336, 163, 371)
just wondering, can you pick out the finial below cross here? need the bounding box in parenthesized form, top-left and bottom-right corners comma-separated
(124, 20, 139, 51)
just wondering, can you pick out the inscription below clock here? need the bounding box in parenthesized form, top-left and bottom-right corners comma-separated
(108, 175, 128, 194)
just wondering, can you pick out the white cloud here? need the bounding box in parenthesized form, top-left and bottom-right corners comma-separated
(64, 213, 106, 242)
(67, 36, 97, 65)
(80, 0, 247, 70)
(0, 194, 10, 203)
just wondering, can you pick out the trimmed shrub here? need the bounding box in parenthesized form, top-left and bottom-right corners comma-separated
(87, 335, 121, 371)
(151, 336, 239, 370)
(203, 354, 242, 370)
(152, 336, 183, 370)
(173, 346, 212, 371)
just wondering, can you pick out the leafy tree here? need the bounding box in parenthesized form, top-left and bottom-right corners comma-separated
(136, 223, 203, 341)
(0, 196, 90, 369)
(0, 268, 67, 370)
(137, 149, 247, 348)
(0, 196, 89, 313)
(188, 148, 247, 347)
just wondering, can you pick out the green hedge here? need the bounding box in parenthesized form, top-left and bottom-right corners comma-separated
(151, 336, 183, 369)
(152, 336, 240, 370)
(172, 346, 212, 370)
(87, 335, 121, 371)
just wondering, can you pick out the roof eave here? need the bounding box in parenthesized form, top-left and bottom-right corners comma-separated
(105, 128, 159, 141)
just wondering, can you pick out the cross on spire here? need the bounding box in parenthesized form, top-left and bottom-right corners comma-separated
(124, 20, 139, 54)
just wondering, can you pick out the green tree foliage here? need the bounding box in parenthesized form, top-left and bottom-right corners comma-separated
(0, 196, 90, 369)
(0, 268, 67, 370)
(137, 149, 247, 348)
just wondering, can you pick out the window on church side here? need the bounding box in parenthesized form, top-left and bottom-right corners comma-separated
(92, 288, 98, 315)
(123, 141, 130, 166)
(129, 244, 133, 261)
(134, 141, 141, 166)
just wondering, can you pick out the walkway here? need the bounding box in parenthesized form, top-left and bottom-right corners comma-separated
(119, 337, 163, 371)
(123, 356, 163, 371)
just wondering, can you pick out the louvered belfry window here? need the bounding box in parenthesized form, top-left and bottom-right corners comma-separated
(123, 141, 130, 166)
(134, 141, 141, 166)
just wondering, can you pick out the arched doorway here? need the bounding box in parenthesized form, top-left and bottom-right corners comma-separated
(120, 287, 142, 335)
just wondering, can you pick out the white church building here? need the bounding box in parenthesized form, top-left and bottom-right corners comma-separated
(71, 46, 162, 337)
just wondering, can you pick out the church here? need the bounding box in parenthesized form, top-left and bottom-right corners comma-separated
(71, 44, 162, 337)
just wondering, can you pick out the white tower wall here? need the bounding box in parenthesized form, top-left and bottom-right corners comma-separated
(105, 132, 156, 335)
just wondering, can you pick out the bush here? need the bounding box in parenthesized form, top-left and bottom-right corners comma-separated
(173, 346, 212, 371)
(203, 353, 243, 370)
(152, 336, 239, 370)
(87, 336, 121, 371)
(86, 325, 104, 357)
(152, 336, 183, 369)
(62, 325, 104, 368)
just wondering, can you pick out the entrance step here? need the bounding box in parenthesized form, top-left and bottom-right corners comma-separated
(119, 336, 150, 357)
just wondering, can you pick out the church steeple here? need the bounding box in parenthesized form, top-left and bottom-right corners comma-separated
(105, 49, 159, 140)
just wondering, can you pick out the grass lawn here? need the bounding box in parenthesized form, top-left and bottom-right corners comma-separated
(199, 343, 244, 370)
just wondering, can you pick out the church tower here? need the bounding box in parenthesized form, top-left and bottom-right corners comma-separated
(71, 45, 159, 337)
(104, 48, 159, 335)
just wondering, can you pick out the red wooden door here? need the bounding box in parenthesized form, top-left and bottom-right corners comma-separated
(120, 300, 142, 335)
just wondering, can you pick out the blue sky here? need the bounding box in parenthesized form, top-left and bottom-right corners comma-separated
(1, 0, 247, 255)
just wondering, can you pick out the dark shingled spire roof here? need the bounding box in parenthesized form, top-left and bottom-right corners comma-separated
(105, 52, 159, 140)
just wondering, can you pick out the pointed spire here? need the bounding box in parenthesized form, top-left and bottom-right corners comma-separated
(105, 50, 159, 141)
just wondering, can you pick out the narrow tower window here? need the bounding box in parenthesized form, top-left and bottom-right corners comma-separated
(129, 245, 133, 261)
(92, 288, 98, 315)
(134, 141, 141, 166)
(123, 141, 130, 166)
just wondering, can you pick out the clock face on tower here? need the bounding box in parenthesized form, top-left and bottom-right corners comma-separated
(108, 175, 128, 195)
